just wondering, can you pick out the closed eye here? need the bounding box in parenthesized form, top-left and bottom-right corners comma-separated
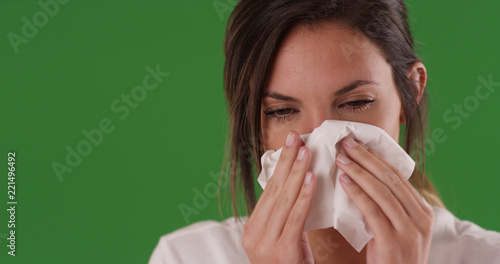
(263, 98, 376, 123)
(339, 99, 376, 112)
(263, 107, 298, 123)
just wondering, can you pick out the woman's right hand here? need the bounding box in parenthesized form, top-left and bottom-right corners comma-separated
(242, 130, 317, 264)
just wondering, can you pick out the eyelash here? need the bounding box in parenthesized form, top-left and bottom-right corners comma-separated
(263, 99, 376, 123)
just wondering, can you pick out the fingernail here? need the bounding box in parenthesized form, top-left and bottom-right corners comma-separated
(337, 154, 351, 164)
(297, 147, 306, 161)
(344, 137, 358, 148)
(286, 131, 295, 147)
(304, 172, 313, 185)
(340, 174, 352, 184)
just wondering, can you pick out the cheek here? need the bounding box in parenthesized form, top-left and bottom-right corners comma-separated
(340, 97, 401, 142)
(374, 117, 400, 142)
(368, 99, 402, 142)
(261, 118, 289, 151)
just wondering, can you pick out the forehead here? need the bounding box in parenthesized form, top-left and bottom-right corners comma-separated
(267, 22, 390, 92)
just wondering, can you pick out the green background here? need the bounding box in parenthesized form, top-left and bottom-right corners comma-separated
(1, 0, 499, 263)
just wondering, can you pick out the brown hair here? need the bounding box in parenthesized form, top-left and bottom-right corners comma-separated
(221, 0, 443, 217)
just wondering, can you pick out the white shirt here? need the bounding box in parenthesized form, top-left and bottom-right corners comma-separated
(148, 206, 500, 263)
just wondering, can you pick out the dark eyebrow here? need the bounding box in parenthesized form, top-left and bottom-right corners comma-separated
(263, 91, 300, 102)
(335, 80, 380, 96)
(263, 80, 379, 102)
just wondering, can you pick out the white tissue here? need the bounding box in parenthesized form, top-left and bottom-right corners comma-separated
(257, 120, 415, 252)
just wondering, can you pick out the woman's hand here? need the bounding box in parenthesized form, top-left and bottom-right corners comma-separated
(336, 137, 434, 264)
(242, 130, 317, 264)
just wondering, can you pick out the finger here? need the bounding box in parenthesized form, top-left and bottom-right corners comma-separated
(336, 154, 411, 231)
(280, 172, 316, 243)
(245, 131, 303, 236)
(365, 147, 432, 214)
(338, 173, 394, 237)
(266, 146, 312, 241)
(340, 137, 426, 224)
(268, 130, 305, 188)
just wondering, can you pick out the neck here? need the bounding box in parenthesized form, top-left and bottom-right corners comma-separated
(306, 228, 366, 264)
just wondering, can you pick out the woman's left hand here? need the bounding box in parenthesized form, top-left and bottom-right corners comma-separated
(335, 137, 434, 264)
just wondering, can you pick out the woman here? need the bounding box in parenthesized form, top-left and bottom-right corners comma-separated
(149, 0, 500, 263)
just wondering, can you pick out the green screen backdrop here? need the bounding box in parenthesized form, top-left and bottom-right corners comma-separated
(1, 0, 499, 263)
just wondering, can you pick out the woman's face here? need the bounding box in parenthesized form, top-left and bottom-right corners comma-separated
(261, 22, 407, 151)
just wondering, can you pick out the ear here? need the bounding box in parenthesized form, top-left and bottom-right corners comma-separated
(400, 62, 427, 124)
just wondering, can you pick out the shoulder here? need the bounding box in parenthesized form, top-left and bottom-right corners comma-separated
(429, 206, 500, 264)
(148, 217, 250, 264)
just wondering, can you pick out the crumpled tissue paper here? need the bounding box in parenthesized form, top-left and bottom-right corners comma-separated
(257, 120, 415, 252)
